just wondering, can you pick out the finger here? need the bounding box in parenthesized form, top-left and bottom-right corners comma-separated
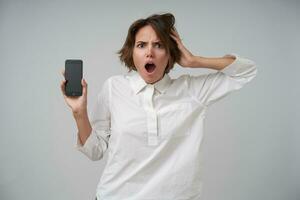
(170, 34, 178, 41)
(61, 69, 65, 77)
(170, 28, 180, 38)
(170, 32, 182, 45)
(82, 78, 88, 96)
(60, 80, 67, 97)
(170, 30, 177, 38)
(170, 30, 181, 43)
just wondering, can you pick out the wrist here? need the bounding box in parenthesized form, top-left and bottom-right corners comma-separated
(73, 109, 88, 119)
(190, 56, 203, 68)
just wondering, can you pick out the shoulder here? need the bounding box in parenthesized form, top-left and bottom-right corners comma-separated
(106, 74, 124, 81)
(172, 74, 190, 81)
(171, 74, 191, 85)
(170, 73, 213, 89)
(104, 74, 132, 91)
(104, 74, 128, 84)
(97, 75, 126, 99)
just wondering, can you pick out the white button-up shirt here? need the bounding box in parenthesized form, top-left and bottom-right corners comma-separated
(76, 53, 257, 200)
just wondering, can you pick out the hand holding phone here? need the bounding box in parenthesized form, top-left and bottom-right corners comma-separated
(60, 60, 88, 115)
(60, 63, 91, 145)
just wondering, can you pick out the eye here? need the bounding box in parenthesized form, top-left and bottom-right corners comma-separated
(154, 43, 163, 48)
(136, 43, 145, 48)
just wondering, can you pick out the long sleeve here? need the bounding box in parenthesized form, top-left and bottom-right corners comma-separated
(75, 78, 111, 161)
(188, 53, 257, 107)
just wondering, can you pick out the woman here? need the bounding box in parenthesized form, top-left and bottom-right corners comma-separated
(61, 13, 257, 200)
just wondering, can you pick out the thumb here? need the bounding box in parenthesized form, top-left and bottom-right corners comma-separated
(82, 78, 88, 96)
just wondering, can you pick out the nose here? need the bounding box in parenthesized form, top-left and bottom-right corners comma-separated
(146, 46, 153, 58)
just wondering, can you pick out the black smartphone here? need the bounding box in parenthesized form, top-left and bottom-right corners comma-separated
(65, 59, 83, 96)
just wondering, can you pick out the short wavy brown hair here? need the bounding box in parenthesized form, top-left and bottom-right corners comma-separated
(118, 13, 181, 74)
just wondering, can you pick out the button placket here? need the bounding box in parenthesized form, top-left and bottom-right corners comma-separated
(144, 84, 158, 146)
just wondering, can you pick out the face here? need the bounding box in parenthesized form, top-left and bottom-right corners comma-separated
(133, 25, 170, 84)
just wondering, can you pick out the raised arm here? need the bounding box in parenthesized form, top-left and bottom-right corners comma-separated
(170, 29, 235, 70)
(170, 29, 257, 106)
(61, 71, 111, 161)
(60, 71, 92, 145)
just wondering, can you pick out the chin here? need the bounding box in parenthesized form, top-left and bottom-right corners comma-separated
(143, 77, 156, 84)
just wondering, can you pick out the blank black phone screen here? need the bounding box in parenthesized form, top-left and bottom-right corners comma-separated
(65, 60, 82, 96)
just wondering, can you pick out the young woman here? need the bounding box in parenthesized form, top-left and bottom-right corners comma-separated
(61, 13, 257, 200)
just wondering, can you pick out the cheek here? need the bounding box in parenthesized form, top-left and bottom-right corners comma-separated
(158, 54, 170, 66)
(157, 50, 169, 61)
(133, 51, 142, 66)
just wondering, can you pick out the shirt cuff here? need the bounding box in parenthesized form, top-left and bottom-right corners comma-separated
(75, 130, 98, 152)
(220, 53, 255, 76)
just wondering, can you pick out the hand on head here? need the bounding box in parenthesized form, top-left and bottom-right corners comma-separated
(170, 29, 195, 68)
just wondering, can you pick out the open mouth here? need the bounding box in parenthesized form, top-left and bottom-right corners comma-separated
(145, 63, 156, 73)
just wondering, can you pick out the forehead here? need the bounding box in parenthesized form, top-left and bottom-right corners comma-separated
(135, 25, 160, 41)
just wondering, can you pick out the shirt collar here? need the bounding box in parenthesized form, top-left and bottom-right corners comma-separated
(128, 71, 171, 95)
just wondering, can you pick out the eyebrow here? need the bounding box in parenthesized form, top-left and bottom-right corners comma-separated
(136, 40, 161, 44)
